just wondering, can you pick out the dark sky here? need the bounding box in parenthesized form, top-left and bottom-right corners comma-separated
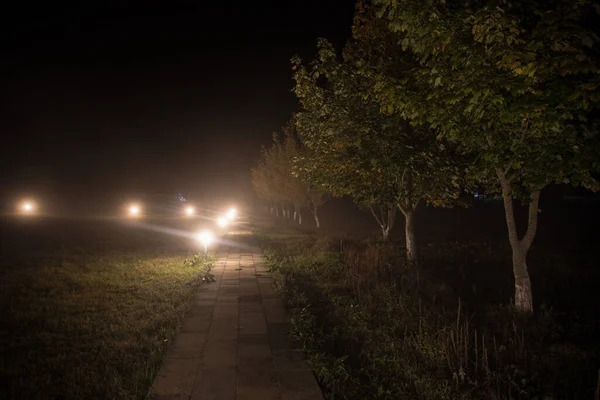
(0, 0, 354, 211)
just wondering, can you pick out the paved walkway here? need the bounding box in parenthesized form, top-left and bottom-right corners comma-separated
(149, 248, 324, 400)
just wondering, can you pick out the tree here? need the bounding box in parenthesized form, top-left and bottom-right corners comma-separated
(251, 148, 280, 216)
(282, 123, 328, 228)
(373, 0, 600, 311)
(293, 39, 462, 256)
(252, 125, 328, 228)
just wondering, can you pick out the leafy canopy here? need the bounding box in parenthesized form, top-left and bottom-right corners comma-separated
(292, 38, 462, 213)
(373, 0, 600, 197)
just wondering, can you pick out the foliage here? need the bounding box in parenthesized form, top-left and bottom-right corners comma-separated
(364, 0, 600, 311)
(293, 39, 462, 210)
(184, 253, 216, 283)
(292, 35, 465, 249)
(252, 122, 328, 225)
(251, 152, 281, 206)
(371, 0, 600, 197)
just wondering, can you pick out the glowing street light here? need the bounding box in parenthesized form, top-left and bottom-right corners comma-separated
(217, 216, 229, 228)
(196, 230, 214, 254)
(184, 205, 195, 217)
(19, 200, 37, 215)
(226, 207, 237, 220)
(128, 204, 141, 217)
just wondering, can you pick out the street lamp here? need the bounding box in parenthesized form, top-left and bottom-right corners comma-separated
(128, 204, 141, 217)
(217, 216, 229, 228)
(19, 200, 37, 215)
(184, 205, 195, 217)
(226, 207, 237, 220)
(196, 230, 214, 254)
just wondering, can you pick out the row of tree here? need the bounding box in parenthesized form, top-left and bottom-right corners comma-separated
(251, 126, 327, 228)
(253, 0, 600, 313)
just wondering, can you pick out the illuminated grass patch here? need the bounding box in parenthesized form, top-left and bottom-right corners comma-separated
(0, 220, 211, 399)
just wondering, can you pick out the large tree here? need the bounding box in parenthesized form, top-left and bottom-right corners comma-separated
(372, 0, 600, 311)
(293, 39, 462, 257)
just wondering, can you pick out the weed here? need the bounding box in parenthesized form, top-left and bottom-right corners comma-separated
(184, 253, 216, 283)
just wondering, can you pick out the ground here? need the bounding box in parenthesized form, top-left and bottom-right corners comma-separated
(1, 199, 598, 399)
(0, 216, 214, 399)
(251, 199, 600, 399)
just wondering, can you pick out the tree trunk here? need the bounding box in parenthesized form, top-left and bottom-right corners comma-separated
(369, 204, 397, 241)
(398, 171, 418, 263)
(498, 168, 540, 313)
(382, 226, 390, 241)
(312, 205, 320, 228)
(293, 204, 301, 223)
(387, 206, 397, 241)
(404, 210, 417, 263)
(512, 247, 533, 313)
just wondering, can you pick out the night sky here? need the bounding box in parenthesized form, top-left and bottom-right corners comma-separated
(0, 1, 354, 212)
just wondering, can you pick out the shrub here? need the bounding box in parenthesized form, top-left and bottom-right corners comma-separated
(183, 253, 216, 283)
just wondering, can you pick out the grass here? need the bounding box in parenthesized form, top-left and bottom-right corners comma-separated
(0, 217, 214, 399)
(253, 218, 600, 400)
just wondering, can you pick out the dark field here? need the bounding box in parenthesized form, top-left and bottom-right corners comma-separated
(0, 216, 214, 399)
(254, 196, 600, 399)
(304, 196, 600, 317)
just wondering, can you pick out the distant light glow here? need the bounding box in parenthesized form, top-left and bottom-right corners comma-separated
(19, 200, 36, 214)
(128, 204, 141, 216)
(217, 216, 229, 228)
(196, 230, 214, 246)
(226, 207, 237, 220)
(185, 205, 195, 216)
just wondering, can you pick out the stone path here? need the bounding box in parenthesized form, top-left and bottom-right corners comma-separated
(149, 248, 324, 400)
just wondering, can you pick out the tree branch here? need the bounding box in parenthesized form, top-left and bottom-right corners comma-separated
(397, 199, 411, 216)
(369, 205, 385, 228)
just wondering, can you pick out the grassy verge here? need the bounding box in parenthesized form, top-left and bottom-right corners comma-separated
(254, 222, 598, 400)
(0, 244, 214, 399)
